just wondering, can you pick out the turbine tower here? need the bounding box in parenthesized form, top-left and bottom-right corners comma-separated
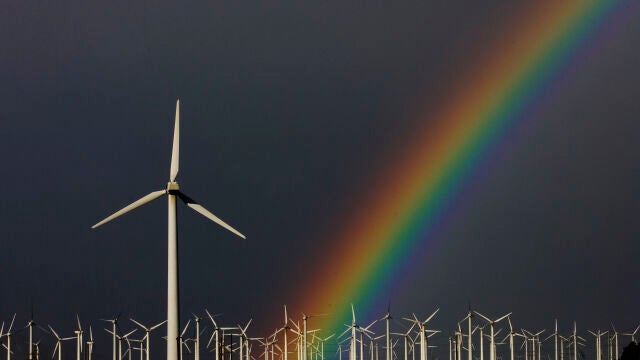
(92, 99, 246, 360)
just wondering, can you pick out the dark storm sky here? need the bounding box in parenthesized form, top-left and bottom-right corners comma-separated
(1, 0, 639, 358)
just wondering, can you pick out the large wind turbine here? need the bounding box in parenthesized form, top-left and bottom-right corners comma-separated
(92, 99, 246, 360)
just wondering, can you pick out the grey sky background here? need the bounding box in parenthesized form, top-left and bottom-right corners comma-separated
(1, 1, 639, 359)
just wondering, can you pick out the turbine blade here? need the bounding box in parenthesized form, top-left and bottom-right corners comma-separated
(243, 319, 253, 333)
(9, 313, 16, 332)
(205, 309, 219, 329)
(424, 309, 439, 324)
(130, 319, 148, 331)
(170, 99, 180, 182)
(495, 313, 512, 324)
(181, 320, 191, 337)
(150, 320, 167, 331)
(49, 325, 60, 339)
(351, 304, 356, 323)
(176, 191, 246, 239)
(92, 190, 166, 228)
(474, 311, 490, 323)
(207, 329, 217, 348)
(338, 327, 351, 339)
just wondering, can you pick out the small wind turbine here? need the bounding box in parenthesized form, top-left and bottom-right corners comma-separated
(610, 324, 620, 360)
(403, 309, 439, 360)
(621, 325, 640, 345)
(106, 328, 138, 360)
(130, 318, 167, 360)
(275, 306, 291, 360)
(391, 323, 415, 360)
(87, 327, 95, 360)
(474, 312, 511, 360)
(92, 99, 246, 360)
(179, 321, 191, 360)
(460, 308, 474, 360)
(26, 309, 42, 360)
(543, 320, 559, 360)
(339, 305, 374, 360)
(49, 325, 76, 360)
(102, 316, 120, 360)
(588, 330, 608, 360)
(1, 314, 17, 360)
(299, 312, 325, 360)
(205, 310, 223, 360)
(380, 305, 392, 360)
(75, 315, 84, 360)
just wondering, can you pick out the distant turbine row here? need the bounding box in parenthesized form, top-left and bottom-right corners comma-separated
(1, 307, 638, 360)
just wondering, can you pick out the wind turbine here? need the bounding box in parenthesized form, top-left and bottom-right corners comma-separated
(1, 314, 16, 360)
(404, 309, 439, 360)
(49, 325, 76, 360)
(205, 310, 225, 360)
(621, 325, 640, 345)
(339, 305, 374, 360)
(179, 321, 191, 360)
(91, 99, 246, 360)
(105, 328, 138, 360)
(521, 329, 544, 360)
(75, 315, 84, 360)
(543, 320, 559, 360)
(501, 317, 518, 360)
(130, 318, 167, 360)
(380, 306, 392, 360)
(588, 330, 608, 360)
(610, 324, 620, 360)
(26, 310, 41, 360)
(460, 309, 474, 360)
(277, 306, 291, 360)
(192, 314, 206, 360)
(87, 327, 95, 360)
(474, 312, 511, 360)
(299, 312, 325, 360)
(235, 319, 252, 360)
(102, 316, 120, 360)
(391, 323, 415, 360)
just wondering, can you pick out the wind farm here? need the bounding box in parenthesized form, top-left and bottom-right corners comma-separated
(1, 1, 639, 360)
(1, 308, 640, 360)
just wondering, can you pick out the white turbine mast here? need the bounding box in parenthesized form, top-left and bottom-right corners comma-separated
(92, 99, 246, 360)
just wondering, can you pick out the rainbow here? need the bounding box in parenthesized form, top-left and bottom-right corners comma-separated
(288, 0, 633, 336)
